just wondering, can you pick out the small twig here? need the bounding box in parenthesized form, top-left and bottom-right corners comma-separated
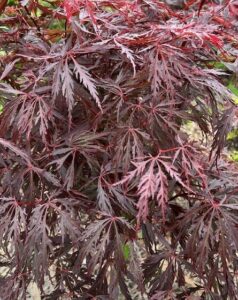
(23, 6, 51, 46)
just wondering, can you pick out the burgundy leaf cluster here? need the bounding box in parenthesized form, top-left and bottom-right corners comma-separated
(0, 0, 238, 299)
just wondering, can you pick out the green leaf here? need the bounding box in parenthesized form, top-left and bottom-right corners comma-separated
(207, 61, 226, 70)
(122, 244, 130, 261)
(229, 150, 238, 162)
(227, 81, 238, 104)
(227, 129, 238, 140)
(7, 0, 17, 6)
(228, 81, 238, 97)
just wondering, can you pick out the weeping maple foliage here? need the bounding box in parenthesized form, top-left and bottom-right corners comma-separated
(0, 0, 238, 298)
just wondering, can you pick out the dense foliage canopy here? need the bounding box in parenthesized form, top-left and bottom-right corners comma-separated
(0, 0, 238, 299)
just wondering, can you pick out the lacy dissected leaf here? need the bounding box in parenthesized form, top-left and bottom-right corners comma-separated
(115, 152, 193, 222)
(71, 57, 102, 110)
(76, 214, 134, 276)
(211, 106, 237, 160)
(0, 197, 26, 252)
(48, 130, 106, 189)
(25, 203, 54, 285)
(0, 0, 238, 298)
(112, 126, 149, 171)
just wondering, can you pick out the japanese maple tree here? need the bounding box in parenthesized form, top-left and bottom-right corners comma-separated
(0, 0, 238, 299)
